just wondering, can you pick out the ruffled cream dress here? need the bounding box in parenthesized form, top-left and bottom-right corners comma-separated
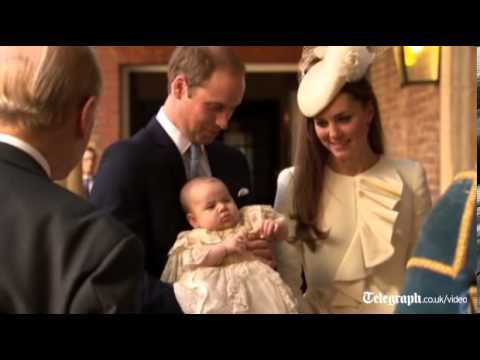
(274, 156, 432, 314)
(161, 205, 298, 314)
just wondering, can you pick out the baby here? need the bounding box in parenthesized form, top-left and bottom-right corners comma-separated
(161, 177, 298, 314)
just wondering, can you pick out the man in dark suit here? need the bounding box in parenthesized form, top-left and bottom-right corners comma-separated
(0, 46, 181, 313)
(82, 146, 97, 197)
(92, 47, 274, 278)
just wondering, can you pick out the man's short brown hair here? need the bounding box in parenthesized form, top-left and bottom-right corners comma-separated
(167, 46, 245, 94)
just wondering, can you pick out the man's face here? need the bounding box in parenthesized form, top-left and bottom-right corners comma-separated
(82, 149, 96, 176)
(181, 69, 245, 145)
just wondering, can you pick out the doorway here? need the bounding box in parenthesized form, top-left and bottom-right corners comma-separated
(127, 67, 299, 205)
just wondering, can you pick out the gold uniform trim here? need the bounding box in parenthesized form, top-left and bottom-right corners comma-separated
(469, 286, 478, 313)
(406, 171, 477, 279)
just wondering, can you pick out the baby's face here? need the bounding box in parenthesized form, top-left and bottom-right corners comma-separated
(187, 181, 240, 231)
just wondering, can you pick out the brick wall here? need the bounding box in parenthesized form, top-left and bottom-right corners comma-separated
(92, 46, 302, 153)
(370, 49, 440, 202)
(92, 46, 175, 152)
(93, 46, 441, 201)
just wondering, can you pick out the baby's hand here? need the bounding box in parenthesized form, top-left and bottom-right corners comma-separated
(245, 229, 275, 268)
(259, 219, 279, 241)
(223, 232, 247, 255)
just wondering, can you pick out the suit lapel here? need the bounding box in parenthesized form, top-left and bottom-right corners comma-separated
(138, 117, 175, 148)
(205, 143, 233, 181)
(140, 117, 188, 182)
(205, 144, 220, 177)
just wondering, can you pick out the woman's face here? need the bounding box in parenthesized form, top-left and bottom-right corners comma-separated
(313, 92, 373, 163)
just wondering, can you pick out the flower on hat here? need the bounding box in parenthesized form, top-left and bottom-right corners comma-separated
(298, 46, 325, 81)
(341, 49, 373, 82)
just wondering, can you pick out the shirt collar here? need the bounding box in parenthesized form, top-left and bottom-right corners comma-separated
(156, 107, 193, 155)
(0, 134, 52, 178)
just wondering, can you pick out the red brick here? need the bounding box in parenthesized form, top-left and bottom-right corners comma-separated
(370, 49, 440, 202)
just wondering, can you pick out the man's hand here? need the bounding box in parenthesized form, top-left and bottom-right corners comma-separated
(245, 230, 276, 268)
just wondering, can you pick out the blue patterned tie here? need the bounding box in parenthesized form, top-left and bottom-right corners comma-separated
(189, 144, 203, 179)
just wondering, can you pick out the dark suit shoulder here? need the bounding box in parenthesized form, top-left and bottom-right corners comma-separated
(47, 181, 140, 252)
(1, 166, 142, 258)
(103, 140, 151, 168)
(102, 137, 179, 174)
(0, 167, 144, 313)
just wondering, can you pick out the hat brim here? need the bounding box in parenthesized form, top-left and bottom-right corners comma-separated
(297, 59, 345, 118)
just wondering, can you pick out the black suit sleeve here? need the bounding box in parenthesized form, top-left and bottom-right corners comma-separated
(69, 234, 144, 314)
(91, 144, 149, 242)
(141, 273, 183, 314)
(92, 142, 188, 277)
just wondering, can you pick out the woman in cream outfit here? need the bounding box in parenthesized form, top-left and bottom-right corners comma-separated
(274, 46, 432, 314)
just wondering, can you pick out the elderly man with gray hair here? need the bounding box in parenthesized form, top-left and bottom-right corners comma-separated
(0, 46, 181, 313)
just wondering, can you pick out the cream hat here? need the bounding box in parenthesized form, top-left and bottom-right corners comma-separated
(297, 46, 375, 118)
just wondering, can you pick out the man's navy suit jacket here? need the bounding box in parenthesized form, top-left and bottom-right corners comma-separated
(92, 118, 253, 277)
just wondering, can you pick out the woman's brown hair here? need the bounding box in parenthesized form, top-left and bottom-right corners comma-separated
(292, 78, 385, 251)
